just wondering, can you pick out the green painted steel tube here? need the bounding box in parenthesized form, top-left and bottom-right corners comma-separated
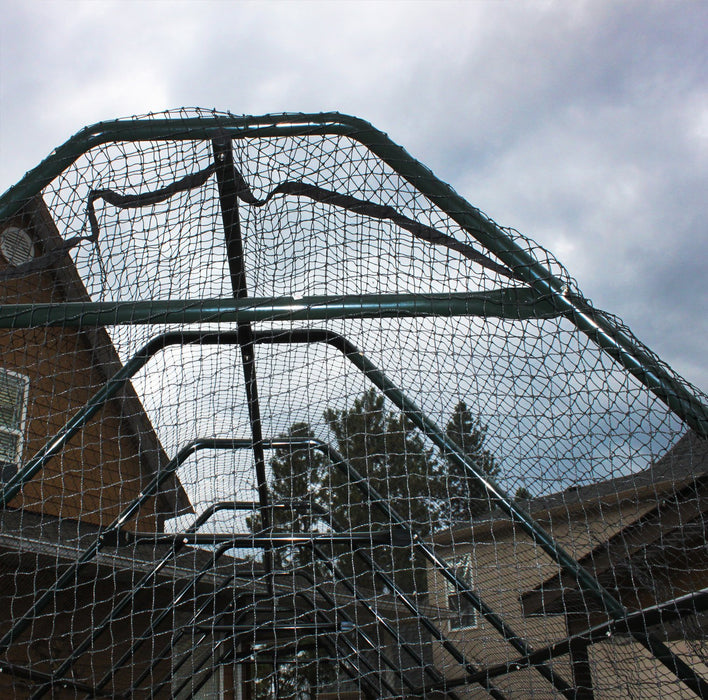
(0, 109, 705, 688)
(0, 288, 556, 327)
(0, 325, 556, 696)
(341, 122, 708, 438)
(311, 440, 573, 698)
(95, 541, 236, 694)
(127, 531, 410, 546)
(0, 333, 176, 508)
(1, 111, 703, 435)
(134, 437, 496, 699)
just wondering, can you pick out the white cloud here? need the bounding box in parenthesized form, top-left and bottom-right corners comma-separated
(1, 0, 706, 395)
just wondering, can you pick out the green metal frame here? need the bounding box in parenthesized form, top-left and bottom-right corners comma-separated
(1, 113, 707, 697)
(0, 112, 705, 436)
(0, 331, 556, 697)
(3, 328, 705, 697)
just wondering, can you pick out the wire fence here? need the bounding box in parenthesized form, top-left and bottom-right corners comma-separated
(0, 109, 705, 699)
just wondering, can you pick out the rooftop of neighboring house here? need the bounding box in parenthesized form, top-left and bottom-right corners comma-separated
(434, 430, 708, 545)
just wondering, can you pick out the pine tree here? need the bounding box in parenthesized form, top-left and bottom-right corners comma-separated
(323, 388, 440, 535)
(322, 388, 441, 595)
(443, 400, 499, 524)
(256, 392, 500, 591)
(250, 393, 500, 697)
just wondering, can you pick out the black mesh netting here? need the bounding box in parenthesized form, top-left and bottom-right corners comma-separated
(0, 109, 705, 699)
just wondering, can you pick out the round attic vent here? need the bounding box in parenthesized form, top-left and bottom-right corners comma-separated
(0, 226, 36, 266)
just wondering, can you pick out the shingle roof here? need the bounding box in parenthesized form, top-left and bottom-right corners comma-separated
(525, 430, 708, 514)
(435, 431, 708, 544)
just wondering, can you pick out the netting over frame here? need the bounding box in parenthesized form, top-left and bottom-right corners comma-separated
(0, 109, 705, 699)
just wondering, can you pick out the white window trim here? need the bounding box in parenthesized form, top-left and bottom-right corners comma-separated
(445, 551, 478, 631)
(0, 368, 30, 469)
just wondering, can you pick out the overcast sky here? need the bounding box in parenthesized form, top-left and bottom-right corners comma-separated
(1, 0, 706, 393)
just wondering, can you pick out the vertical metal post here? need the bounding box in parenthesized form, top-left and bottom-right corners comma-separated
(212, 137, 274, 595)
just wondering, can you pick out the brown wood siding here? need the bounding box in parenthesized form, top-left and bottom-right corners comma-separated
(0, 212, 177, 530)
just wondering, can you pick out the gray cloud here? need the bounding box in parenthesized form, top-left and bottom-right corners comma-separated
(1, 0, 705, 394)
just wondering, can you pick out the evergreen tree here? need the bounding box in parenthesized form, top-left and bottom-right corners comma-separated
(249, 393, 500, 697)
(323, 388, 441, 535)
(323, 388, 441, 594)
(255, 393, 500, 590)
(443, 401, 499, 524)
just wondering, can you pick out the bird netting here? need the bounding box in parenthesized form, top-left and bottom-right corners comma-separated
(0, 109, 706, 699)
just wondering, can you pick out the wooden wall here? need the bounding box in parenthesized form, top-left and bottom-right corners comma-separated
(0, 204, 189, 530)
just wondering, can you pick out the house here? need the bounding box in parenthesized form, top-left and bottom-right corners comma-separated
(0, 198, 228, 698)
(427, 431, 708, 698)
(0, 197, 190, 528)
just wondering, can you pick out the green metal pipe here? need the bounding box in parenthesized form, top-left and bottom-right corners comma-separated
(139, 437, 488, 699)
(178, 420, 567, 695)
(310, 441, 573, 698)
(1, 104, 705, 687)
(7, 325, 702, 696)
(0, 333, 177, 508)
(0, 436, 252, 656)
(0, 111, 705, 434)
(302, 544, 463, 699)
(0, 288, 556, 328)
(125, 531, 410, 546)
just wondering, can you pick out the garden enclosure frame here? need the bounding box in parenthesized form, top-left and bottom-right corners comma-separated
(0, 110, 706, 698)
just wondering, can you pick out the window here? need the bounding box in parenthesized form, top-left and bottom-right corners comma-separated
(0, 369, 29, 482)
(445, 552, 477, 630)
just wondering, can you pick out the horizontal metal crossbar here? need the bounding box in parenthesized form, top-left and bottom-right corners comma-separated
(116, 531, 412, 547)
(97, 500, 397, 696)
(0, 328, 646, 696)
(196, 439, 546, 699)
(287, 569, 445, 699)
(307, 446, 570, 699)
(0, 288, 557, 328)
